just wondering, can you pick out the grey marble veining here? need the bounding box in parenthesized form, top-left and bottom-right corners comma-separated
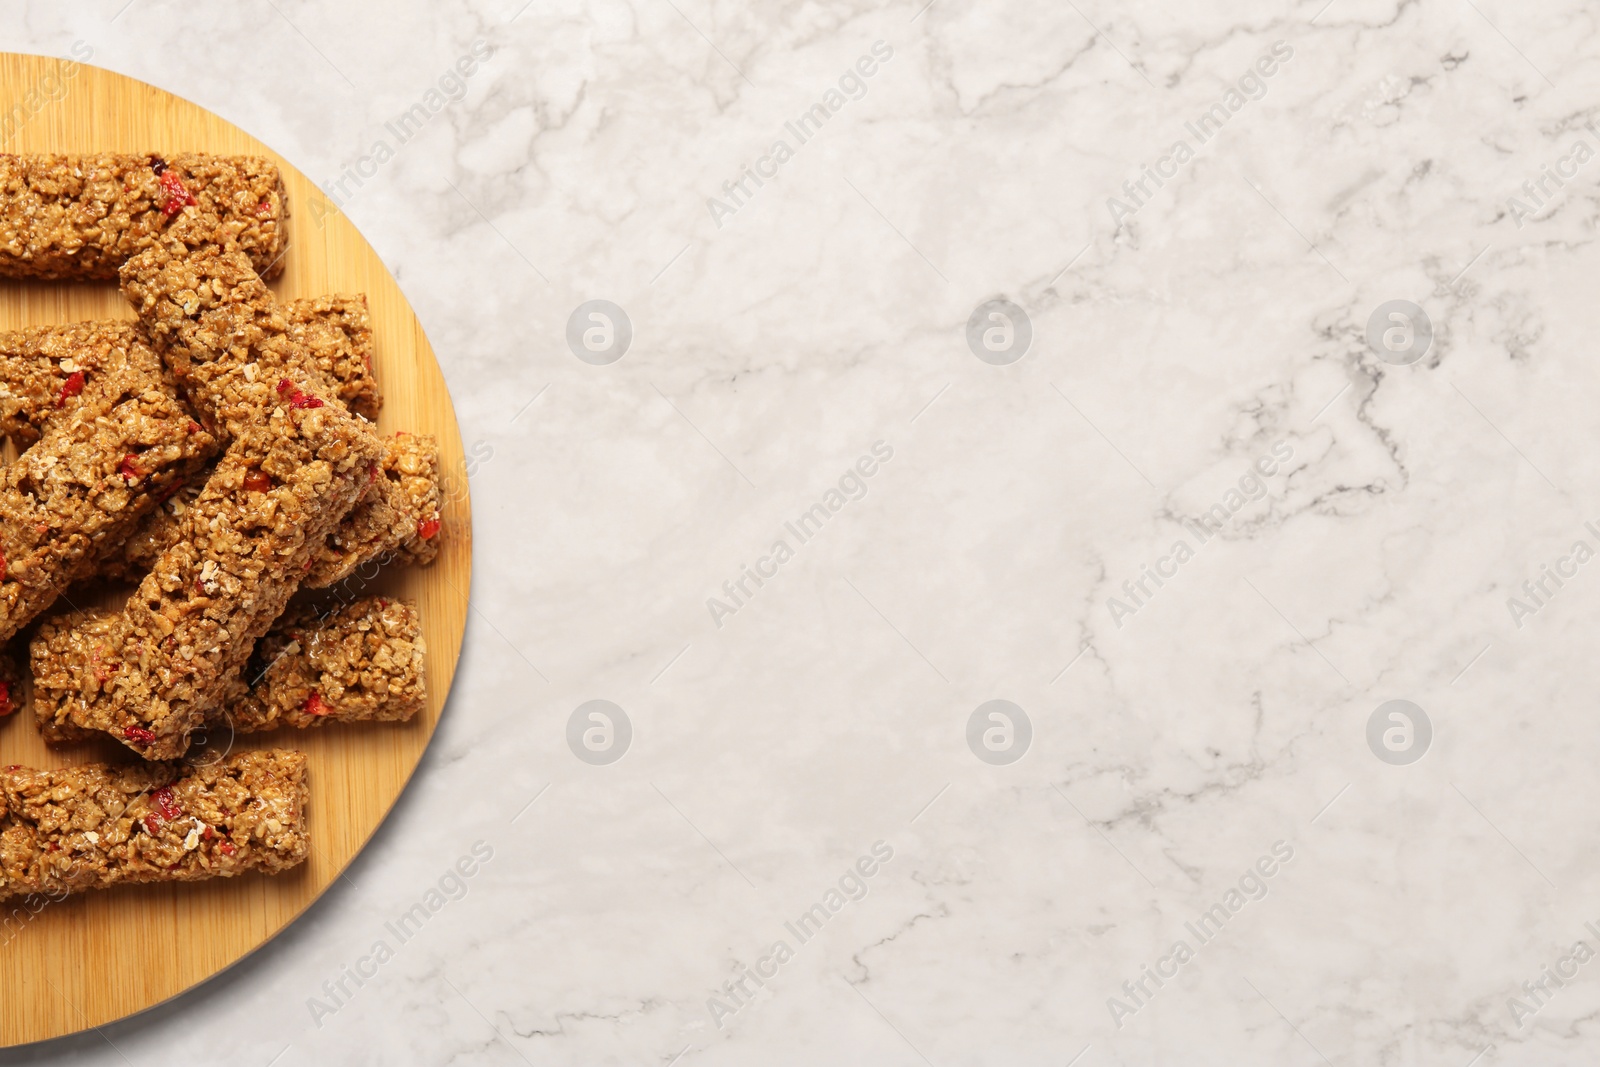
(8, 0, 1600, 1063)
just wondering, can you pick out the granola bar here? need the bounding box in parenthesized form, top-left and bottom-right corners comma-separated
(30, 609, 118, 744)
(98, 462, 209, 582)
(120, 224, 367, 438)
(0, 321, 155, 448)
(0, 365, 219, 643)
(32, 393, 381, 758)
(282, 294, 381, 422)
(109, 430, 437, 588)
(0, 750, 308, 902)
(0, 297, 378, 449)
(0, 153, 286, 281)
(34, 597, 424, 741)
(230, 597, 426, 732)
(15, 227, 381, 757)
(72, 293, 380, 584)
(306, 433, 442, 587)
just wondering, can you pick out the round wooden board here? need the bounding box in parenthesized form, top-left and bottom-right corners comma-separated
(0, 53, 471, 1045)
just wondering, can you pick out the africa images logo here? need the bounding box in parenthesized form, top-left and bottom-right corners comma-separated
(705, 41, 895, 228)
(1105, 41, 1295, 226)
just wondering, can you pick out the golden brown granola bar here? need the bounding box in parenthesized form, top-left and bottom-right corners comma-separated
(96, 294, 381, 584)
(281, 294, 381, 422)
(32, 391, 381, 759)
(0, 153, 286, 281)
(231, 597, 426, 732)
(121, 223, 370, 440)
(101, 308, 385, 585)
(0, 750, 308, 902)
(111, 430, 439, 588)
(0, 364, 219, 643)
(97, 463, 209, 583)
(34, 597, 424, 742)
(306, 433, 442, 587)
(0, 298, 378, 450)
(0, 321, 154, 448)
(31, 609, 122, 744)
(25, 230, 387, 759)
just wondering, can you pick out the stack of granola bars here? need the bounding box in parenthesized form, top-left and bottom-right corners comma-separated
(0, 154, 442, 902)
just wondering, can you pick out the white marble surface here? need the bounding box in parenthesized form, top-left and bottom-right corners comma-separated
(11, 0, 1600, 1062)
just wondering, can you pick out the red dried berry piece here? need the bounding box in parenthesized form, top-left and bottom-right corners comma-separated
(149, 156, 167, 176)
(89, 649, 120, 683)
(0, 681, 11, 717)
(0, 547, 7, 583)
(55, 370, 85, 407)
(47, 842, 60, 852)
(117, 454, 141, 482)
(273, 378, 325, 409)
(254, 199, 272, 218)
(243, 470, 272, 493)
(187, 420, 202, 434)
(143, 814, 162, 835)
(303, 692, 329, 717)
(418, 517, 441, 541)
(158, 169, 196, 217)
(152, 785, 182, 820)
(217, 839, 237, 857)
(201, 825, 215, 841)
(123, 726, 157, 745)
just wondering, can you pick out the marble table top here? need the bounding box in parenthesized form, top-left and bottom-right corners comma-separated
(10, 1, 1600, 1064)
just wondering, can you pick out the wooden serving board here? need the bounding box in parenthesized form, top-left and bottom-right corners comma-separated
(0, 53, 470, 1045)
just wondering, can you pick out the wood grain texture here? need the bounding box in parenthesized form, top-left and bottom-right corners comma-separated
(0, 53, 470, 1045)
